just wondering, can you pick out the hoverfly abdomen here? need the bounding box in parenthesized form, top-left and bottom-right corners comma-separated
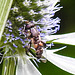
(35, 44, 43, 59)
(36, 49, 43, 59)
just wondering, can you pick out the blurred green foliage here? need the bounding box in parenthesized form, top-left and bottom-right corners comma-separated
(56, 0, 75, 34)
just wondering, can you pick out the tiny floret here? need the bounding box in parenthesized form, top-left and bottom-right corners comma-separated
(29, 10, 37, 15)
(23, 0, 31, 7)
(36, 0, 43, 6)
(16, 16, 24, 22)
(11, 6, 18, 12)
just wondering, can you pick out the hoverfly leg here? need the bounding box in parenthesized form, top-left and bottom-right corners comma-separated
(40, 48, 47, 63)
(25, 41, 31, 55)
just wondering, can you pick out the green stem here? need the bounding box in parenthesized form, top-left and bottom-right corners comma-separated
(2, 58, 16, 75)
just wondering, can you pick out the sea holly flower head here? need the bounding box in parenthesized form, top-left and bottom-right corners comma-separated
(0, 0, 62, 72)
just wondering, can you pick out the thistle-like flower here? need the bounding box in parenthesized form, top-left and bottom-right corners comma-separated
(0, 0, 75, 75)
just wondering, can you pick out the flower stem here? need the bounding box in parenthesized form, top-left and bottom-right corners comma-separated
(2, 58, 16, 75)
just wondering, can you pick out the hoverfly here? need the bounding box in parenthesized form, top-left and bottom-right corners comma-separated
(22, 21, 46, 59)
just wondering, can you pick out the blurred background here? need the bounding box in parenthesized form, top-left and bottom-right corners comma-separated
(0, 0, 75, 75)
(57, 0, 75, 34)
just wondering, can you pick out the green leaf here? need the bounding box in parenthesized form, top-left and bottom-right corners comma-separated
(0, 0, 13, 40)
